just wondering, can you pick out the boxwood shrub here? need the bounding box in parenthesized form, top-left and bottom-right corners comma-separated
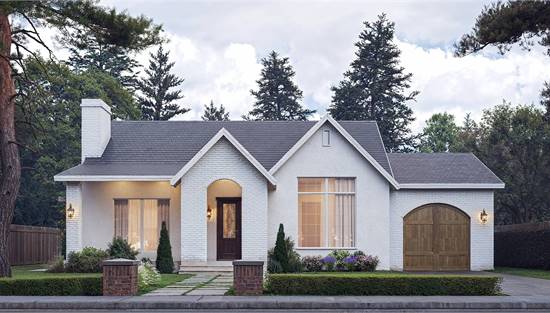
(0, 277, 102, 296)
(266, 273, 502, 296)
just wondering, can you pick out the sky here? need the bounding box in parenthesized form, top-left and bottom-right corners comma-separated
(94, 0, 550, 132)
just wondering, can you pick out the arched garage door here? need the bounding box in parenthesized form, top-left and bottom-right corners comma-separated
(403, 204, 470, 271)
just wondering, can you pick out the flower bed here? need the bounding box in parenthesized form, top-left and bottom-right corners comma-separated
(302, 250, 379, 272)
(266, 272, 502, 296)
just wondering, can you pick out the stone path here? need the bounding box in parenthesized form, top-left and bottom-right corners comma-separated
(144, 272, 233, 296)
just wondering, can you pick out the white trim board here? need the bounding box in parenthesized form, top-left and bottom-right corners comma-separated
(269, 115, 400, 189)
(54, 175, 172, 182)
(170, 128, 277, 186)
(398, 183, 505, 189)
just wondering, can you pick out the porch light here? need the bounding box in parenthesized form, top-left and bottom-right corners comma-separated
(480, 209, 488, 224)
(67, 204, 75, 219)
(207, 207, 212, 220)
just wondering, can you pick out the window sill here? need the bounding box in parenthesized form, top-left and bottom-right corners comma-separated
(296, 247, 357, 250)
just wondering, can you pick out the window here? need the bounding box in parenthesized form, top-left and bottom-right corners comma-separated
(298, 178, 355, 248)
(322, 129, 331, 146)
(114, 199, 169, 253)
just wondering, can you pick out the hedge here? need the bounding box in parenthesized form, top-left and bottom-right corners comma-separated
(0, 277, 102, 296)
(495, 229, 550, 270)
(266, 273, 502, 296)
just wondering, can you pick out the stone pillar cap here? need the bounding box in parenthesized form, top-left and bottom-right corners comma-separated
(232, 260, 264, 266)
(102, 258, 140, 266)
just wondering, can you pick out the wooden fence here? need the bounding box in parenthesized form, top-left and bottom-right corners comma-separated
(8, 224, 62, 265)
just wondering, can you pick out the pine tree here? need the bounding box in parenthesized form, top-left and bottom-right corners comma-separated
(156, 221, 174, 273)
(137, 46, 189, 120)
(273, 224, 288, 271)
(202, 100, 230, 121)
(419, 113, 459, 153)
(248, 51, 315, 120)
(542, 82, 550, 121)
(329, 14, 418, 152)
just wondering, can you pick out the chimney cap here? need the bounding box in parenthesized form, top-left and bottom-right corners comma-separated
(81, 99, 111, 115)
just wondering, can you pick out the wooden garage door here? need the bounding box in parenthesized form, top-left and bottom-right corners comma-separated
(403, 204, 470, 271)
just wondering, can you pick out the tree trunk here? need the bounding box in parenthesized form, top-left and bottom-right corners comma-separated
(0, 10, 19, 277)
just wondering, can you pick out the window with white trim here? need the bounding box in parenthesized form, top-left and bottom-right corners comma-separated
(114, 199, 169, 253)
(298, 178, 355, 248)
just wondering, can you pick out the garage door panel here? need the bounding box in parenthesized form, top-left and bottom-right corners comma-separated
(404, 204, 470, 271)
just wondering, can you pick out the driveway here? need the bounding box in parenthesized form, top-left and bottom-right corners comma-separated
(497, 273, 550, 296)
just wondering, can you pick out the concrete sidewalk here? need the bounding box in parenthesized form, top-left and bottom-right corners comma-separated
(0, 295, 550, 311)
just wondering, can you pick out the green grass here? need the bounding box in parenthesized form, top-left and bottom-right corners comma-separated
(494, 267, 550, 280)
(2, 265, 100, 280)
(138, 273, 193, 295)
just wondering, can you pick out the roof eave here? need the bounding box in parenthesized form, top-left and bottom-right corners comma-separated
(397, 183, 505, 189)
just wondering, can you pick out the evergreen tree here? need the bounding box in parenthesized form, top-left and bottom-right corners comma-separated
(202, 100, 230, 121)
(137, 46, 189, 120)
(542, 82, 550, 121)
(452, 113, 480, 153)
(419, 113, 459, 153)
(248, 51, 315, 120)
(273, 224, 288, 272)
(329, 14, 418, 152)
(156, 222, 174, 273)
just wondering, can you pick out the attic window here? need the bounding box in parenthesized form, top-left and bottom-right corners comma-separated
(322, 129, 331, 147)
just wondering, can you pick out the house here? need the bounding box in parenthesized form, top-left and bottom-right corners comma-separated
(54, 99, 504, 272)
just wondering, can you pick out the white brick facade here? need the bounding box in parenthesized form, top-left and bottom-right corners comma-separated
(65, 182, 82, 254)
(81, 99, 111, 161)
(389, 190, 494, 271)
(180, 138, 268, 263)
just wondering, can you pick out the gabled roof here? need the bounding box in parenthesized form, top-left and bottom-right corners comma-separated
(388, 153, 505, 189)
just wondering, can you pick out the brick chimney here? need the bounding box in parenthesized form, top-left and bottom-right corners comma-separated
(81, 99, 111, 162)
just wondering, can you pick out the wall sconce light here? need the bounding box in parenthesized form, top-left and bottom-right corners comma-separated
(480, 209, 488, 224)
(207, 207, 212, 220)
(67, 204, 75, 219)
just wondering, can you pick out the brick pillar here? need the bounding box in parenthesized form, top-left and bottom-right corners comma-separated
(233, 261, 264, 295)
(102, 259, 140, 296)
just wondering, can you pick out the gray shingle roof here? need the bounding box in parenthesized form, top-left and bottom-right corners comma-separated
(387, 153, 503, 185)
(56, 120, 392, 177)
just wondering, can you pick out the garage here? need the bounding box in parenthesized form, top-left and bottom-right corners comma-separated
(403, 203, 470, 271)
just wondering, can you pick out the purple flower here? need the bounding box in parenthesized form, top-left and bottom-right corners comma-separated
(321, 256, 336, 264)
(343, 256, 357, 264)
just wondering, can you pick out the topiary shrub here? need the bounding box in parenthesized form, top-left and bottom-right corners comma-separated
(0, 277, 102, 296)
(156, 221, 174, 273)
(66, 247, 109, 273)
(107, 237, 139, 260)
(268, 224, 301, 273)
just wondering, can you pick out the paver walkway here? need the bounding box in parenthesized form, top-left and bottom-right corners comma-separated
(144, 272, 233, 296)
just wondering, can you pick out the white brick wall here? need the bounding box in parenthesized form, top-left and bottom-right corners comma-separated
(180, 138, 268, 263)
(65, 182, 83, 254)
(389, 190, 494, 271)
(81, 99, 111, 162)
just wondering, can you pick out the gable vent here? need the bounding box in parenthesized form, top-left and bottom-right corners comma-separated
(322, 129, 331, 147)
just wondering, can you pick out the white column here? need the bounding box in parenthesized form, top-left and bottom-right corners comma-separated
(65, 182, 83, 255)
(180, 182, 208, 263)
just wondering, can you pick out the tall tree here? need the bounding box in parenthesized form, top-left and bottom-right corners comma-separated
(452, 113, 480, 153)
(419, 112, 459, 153)
(542, 82, 550, 121)
(329, 14, 418, 152)
(202, 100, 229, 121)
(248, 51, 315, 121)
(137, 45, 188, 120)
(0, 0, 161, 277)
(456, 1, 550, 118)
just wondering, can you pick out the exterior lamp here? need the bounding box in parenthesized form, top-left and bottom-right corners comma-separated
(480, 209, 488, 224)
(207, 207, 212, 220)
(67, 204, 75, 219)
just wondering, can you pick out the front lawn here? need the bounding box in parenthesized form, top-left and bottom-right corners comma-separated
(494, 267, 550, 280)
(6, 265, 101, 280)
(266, 272, 502, 296)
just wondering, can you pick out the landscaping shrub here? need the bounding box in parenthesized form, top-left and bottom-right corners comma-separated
(46, 256, 65, 273)
(301, 256, 323, 272)
(139, 261, 161, 290)
(107, 237, 139, 260)
(495, 229, 550, 270)
(321, 255, 336, 271)
(354, 255, 379, 272)
(156, 221, 174, 273)
(268, 224, 301, 273)
(66, 247, 109, 273)
(0, 277, 102, 296)
(266, 274, 502, 296)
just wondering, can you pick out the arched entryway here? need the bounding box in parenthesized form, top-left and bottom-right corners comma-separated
(403, 203, 470, 271)
(207, 179, 242, 261)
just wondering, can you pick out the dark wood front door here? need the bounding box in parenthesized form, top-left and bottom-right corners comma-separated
(403, 203, 470, 271)
(216, 197, 242, 260)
